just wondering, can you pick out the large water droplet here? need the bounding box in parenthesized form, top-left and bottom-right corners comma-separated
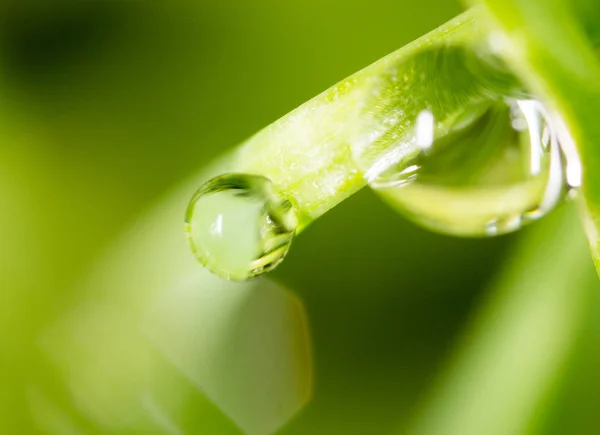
(185, 174, 298, 280)
(352, 43, 581, 236)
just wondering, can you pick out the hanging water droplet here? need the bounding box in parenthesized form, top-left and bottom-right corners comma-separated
(352, 42, 581, 236)
(185, 174, 298, 280)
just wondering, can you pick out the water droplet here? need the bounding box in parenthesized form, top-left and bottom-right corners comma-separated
(185, 174, 298, 280)
(352, 43, 581, 236)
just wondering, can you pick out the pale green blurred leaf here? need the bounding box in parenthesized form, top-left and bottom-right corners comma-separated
(410, 205, 600, 434)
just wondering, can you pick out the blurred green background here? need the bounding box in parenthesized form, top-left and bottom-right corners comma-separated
(2, 1, 600, 434)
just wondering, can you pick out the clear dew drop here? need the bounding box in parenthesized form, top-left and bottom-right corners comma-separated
(185, 174, 298, 280)
(352, 42, 582, 237)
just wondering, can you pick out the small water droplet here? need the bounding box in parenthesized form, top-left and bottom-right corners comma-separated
(185, 174, 298, 280)
(352, 43, 581, 237)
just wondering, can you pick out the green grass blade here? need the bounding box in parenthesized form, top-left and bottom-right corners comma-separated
(209, 11, 482, 229)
